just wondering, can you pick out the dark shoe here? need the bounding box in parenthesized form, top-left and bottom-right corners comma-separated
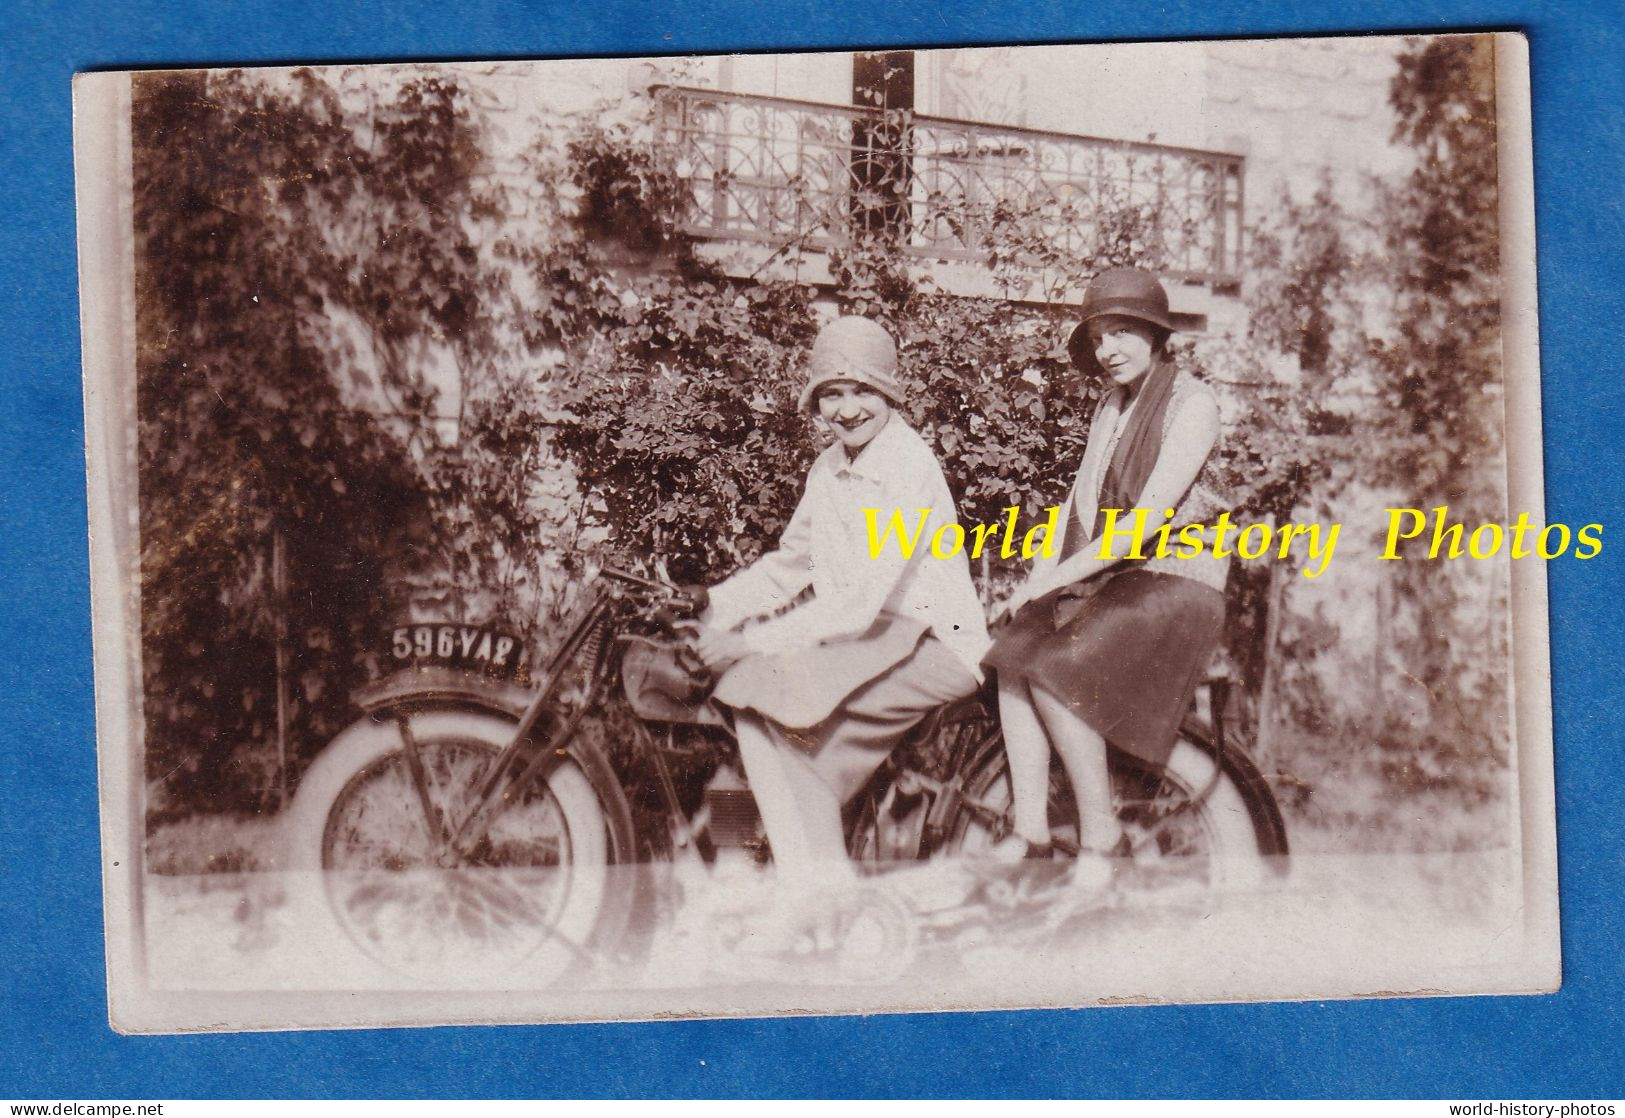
(972, 837, 1065, 908)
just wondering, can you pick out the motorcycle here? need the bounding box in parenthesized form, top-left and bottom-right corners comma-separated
(284, 566, 1289, 988)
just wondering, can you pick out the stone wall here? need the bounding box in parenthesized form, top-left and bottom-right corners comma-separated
(1203, 37, 1407, 214)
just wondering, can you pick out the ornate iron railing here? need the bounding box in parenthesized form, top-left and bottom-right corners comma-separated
(652, 86, 1244, 288)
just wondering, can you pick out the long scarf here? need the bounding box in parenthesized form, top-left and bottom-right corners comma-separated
(1096, 357, 1179, 536)
(1058, 359, 1180, 559)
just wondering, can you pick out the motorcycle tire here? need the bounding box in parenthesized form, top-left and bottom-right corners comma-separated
(285, 707, 637, 988)
(949, 732, 1279, 892)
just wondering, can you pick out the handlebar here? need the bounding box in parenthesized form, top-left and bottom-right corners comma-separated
(599, 566, 671, 592)
(599, 565, 707, 619)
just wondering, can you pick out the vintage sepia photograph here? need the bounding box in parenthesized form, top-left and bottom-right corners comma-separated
(74, 32, 1557, 1033)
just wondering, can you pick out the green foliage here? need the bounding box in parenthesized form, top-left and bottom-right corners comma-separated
(1373, 37, 1509, 742)
(1378, 35, 1503, 511)
(545, 264, 824, 583)
(567, 130, 690, 254)
(1216, 38, 1511, 796)
(134, 69, 514, 816)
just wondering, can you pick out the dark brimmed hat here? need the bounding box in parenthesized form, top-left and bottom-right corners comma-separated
(1065, 267, 1176, 374)
(797, 316, 906, 413)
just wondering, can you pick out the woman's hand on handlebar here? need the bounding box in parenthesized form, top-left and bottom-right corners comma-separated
(673, 583, 710, 616)
(692, 625, 751, 673)
(650, 583, 711, 632)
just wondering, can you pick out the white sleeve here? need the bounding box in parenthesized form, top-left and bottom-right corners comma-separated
(740, 462, 941, 656)
(705, 480, 819, 632)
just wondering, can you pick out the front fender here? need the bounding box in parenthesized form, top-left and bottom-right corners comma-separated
(352, 664, 535, 719)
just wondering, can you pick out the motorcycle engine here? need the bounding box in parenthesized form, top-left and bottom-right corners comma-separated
(701, 764, 764, 850)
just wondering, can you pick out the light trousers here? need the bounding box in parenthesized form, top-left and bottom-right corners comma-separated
(731, 637, 977, 874)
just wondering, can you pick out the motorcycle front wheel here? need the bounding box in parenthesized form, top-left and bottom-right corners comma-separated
(285, 708, 634, 988)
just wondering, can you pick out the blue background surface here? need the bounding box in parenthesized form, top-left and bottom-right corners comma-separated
(2, 0, 1620, 1099)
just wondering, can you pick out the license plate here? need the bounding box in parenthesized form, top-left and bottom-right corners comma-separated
(386, 622, 527, 679)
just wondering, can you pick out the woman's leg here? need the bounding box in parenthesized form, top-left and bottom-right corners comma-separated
(1028, 685, 1120, 852)
(997, 677, 1056, 847)
(733, 712, 851, 880)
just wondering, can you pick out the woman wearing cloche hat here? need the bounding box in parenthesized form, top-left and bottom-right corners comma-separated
(691, 315, 990, 907)
(983, 266, 1232, 890)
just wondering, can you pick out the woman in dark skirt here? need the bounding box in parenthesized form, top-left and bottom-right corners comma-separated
(985, 267, 1231, 888)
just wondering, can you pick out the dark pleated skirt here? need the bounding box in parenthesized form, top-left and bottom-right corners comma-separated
(983, 568, 1225, 770)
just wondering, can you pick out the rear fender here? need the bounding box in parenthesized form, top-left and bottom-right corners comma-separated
(1175, 714, 1292, 859)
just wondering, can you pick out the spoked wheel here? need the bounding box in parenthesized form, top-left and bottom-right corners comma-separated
(288, 709, 630, 988)
(949, 733, 1272, 893)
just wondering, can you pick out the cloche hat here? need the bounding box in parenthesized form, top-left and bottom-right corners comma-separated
(797, 316, 906, 414)
(1065, 267, 1176, 374)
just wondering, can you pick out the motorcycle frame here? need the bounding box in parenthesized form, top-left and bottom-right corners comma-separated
(357, 567, 1289, 870)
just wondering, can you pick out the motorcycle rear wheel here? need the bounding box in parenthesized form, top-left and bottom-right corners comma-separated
(287, 708, 632, 988)
(949, 734, 1274, 892)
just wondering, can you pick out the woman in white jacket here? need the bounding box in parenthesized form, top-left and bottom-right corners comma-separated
(693, 315, 990, 885)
